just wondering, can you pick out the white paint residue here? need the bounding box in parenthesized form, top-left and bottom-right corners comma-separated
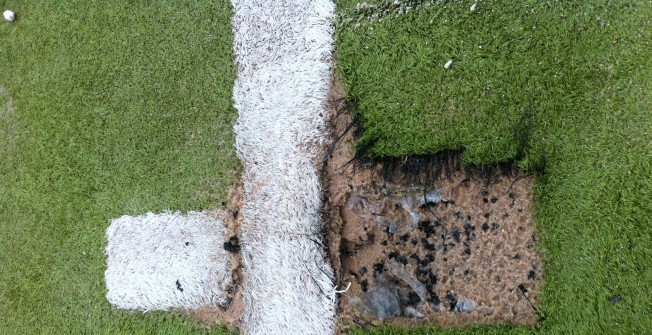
(231, 0, 337, 333)
(105, 211, 232, 311)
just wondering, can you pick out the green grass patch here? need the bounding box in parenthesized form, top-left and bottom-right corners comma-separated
(0, 1, 239, 333)
(336, 0, 652, 334)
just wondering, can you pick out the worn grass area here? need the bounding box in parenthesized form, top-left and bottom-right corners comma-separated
(337, 0, 651, 334)
(0, 1, 238, 334)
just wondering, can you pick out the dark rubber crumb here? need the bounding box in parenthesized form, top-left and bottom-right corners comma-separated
(360, 279, 368, 292)
(446, 291, 458, 311)
(408, 291, 421, 304)
(223, 236, 241, 253)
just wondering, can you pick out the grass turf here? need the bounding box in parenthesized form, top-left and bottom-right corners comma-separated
(0, 1, 239, 333)
(336, 0, 651, 334)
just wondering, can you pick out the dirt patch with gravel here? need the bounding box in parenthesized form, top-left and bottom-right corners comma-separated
(321, 76, 544, 331)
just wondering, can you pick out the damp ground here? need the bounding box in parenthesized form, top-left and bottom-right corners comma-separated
(321, 77, 544, 330)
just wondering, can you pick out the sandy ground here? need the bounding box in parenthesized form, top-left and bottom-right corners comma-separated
(321, 76, 544, 331)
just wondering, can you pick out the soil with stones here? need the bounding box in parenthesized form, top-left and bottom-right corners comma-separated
(321, 76, 544, 331)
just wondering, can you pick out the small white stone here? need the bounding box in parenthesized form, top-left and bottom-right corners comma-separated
(444, 60, 453, 69)
(3, 10, 15, 22)
(470, 2, 477, 12)
(456, 298, 476, 313)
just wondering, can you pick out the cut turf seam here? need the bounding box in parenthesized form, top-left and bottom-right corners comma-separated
(231, 0, 338, 334)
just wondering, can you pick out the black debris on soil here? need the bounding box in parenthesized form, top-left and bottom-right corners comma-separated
(324, 104, 543, 326)
(361, 279, 369, 292)
(223, 235, 241, 253)
(408, 291, 421, 304)
(446, 291, 458, 311)
(374, 262, 386, 275)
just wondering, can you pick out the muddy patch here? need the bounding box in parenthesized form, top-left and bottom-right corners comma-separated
(187, 184, 244, 331)
(322, 76, 543, 330)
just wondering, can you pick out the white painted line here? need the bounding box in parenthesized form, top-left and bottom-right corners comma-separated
(231, 0, 337, 333)
(105, 211, 232, 311)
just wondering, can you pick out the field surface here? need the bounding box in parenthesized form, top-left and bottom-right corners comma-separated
(336, 0, 651, 334)
(0, 1, 238, 333)
(1, 0, 651, 334)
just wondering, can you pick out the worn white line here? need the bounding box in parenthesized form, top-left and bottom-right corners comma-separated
(231, 0, 337, 334)
(105, 211, 232, 311)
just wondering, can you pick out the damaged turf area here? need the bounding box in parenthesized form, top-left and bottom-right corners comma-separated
(322, 78, 543, 330)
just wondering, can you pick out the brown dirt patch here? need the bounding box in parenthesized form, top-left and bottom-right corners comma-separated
(187, 184, 244, 331)
(321, 76, 544, 331)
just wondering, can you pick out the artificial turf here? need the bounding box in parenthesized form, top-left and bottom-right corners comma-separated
(0, 1, 239, 333)
(336, 0, 651, 334)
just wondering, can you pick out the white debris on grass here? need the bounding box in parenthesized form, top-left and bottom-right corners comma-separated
(231, 0, 337, 333)
(3, 10, 15, 22)
(470, 2, 478, 12)
(338, 0, 447, 29)
(105, 211, 232, 311)
(444, 59, 454, 69)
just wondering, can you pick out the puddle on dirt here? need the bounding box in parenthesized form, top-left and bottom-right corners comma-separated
(321, 76, 544, 330)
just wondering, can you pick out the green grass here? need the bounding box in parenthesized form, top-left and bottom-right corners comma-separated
(336, 0, 652, 334)
(0, 1, 239, 333)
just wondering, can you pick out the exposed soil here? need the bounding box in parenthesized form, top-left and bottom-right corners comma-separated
(188, 184, 245, 331)
(321, 76, 544, 331)
(184, 74, 544, 332)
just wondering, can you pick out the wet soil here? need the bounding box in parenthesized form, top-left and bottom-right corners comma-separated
(321, 76, 544, 331)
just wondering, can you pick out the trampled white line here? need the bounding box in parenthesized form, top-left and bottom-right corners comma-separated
(105, 211, 232, 311)
(231, 0, 337, 334)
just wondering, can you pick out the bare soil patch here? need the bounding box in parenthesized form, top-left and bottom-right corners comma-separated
(321, 76, 544, 331)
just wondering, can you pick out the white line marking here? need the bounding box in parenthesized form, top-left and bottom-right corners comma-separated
(231, 0, 337, 333)
(105, 211, 232, 311)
